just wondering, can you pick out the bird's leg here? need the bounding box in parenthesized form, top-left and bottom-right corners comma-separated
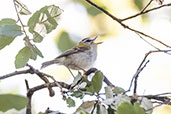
(73, 65, 87, 74)
(67, 67, 75, 78)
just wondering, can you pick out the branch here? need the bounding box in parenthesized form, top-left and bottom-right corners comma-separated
(85, 68, 115, 87)
(126, 49, 171, 94)
(121, 2, 171, 21)
(84, 0, 171, 48)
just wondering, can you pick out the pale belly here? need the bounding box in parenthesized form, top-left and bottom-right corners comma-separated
(60, 51, 97, 70)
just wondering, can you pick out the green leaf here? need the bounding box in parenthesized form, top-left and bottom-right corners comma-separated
(15, 46, 31, 68)
(133, 103, 145, 114)
(71, 91, 83, 98)
(56, 31, 77, 52)
(71, 72, 82, 88)
(29, 44, 44, 60)
(0, 25, 23, 37)
(0, 18, 22, 50)
(0, 36, 14, 50)
(117, 102, 145, 114)
(107, 106, 116, 114)
(66, 97, 75, 107)
(32, 31, 44, 43)
(87, 6, 102, 16)
(0, 18, 16, 27)
(113, 86, 125, 94)
(91, 71, 104, 93)
(117, 102, 134, 114)
(33, 45, 44, 58)
(28, 5, 62, 43)
(133, 0, 143, 11)
(0, 94, 28, 112)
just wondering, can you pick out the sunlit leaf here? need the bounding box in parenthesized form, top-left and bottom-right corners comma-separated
(117, 102, 134, 114)
(15, 46, 31, 68)
(91, 71, 104, 93)
(76, 101, 95, 113)
(0, 94, 28, 112)
(105, 86, 113, 99)
(0, 36, 14, 50)
(15, 0, 31, 15)
(56, 31, 77, 52)
(28, 5, 62, 43)
(117, 102, 145, 114)
(0, 18, 16, 26)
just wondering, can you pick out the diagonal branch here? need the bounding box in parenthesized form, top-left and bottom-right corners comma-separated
(121, 2, 171, 21)
(83, 0, 171, 48)
(126, 49, 171, 94)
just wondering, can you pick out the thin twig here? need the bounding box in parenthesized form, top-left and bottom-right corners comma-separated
(126, 49, 171, 93)
(135, 32, 160, 50)
(121, 2, 171, 21)
(140, 0, 153, 13)
(84, 0, 171, 48)
(13, 0, 29, 38)
(133, 60, 150, 95)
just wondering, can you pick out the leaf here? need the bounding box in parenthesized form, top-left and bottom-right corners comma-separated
(87, 6, 102, 16)
(0, 94, 28, 112)
(33, 45, 44, 58)
(0, 18, 22, 50)
(133, 103, 145, 114)
(28, 5, 63, 43)
(66, 97, 75, 107)
(71, 91, 83, 99)
(133, 0, 144, 11)
(107, 106, 116, 114)
(71, 72, 82, 88)
(105, 86, 113, 99)
(117, 102, 134, 114)
(15, 0, 32, 15)
(0, 36, 14, 50)
(29, 44, 44, 60)
(0, 25, 23, 37)
(76, 101, 95, 113)
(56, 31, 77, 52)
(91, 71, 104, 93)
(15, 46, 31, 68)
(117, 102, 145, 114)
(0, 18, 16, 26)
(113, 86, 125, 94)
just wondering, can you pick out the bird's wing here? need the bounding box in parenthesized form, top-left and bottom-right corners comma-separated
(57, 46, 90, 58)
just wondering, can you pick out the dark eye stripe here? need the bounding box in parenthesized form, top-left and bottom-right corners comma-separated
(81, 38, 92, 43)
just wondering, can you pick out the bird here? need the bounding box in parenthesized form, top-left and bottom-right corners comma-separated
(41, 36, 102, 75)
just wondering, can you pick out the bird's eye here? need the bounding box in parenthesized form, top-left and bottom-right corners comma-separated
(85, 39, 91, 42)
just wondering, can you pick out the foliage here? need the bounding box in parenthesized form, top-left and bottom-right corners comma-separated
(0, 0, 170, 113)
(0, 94, 28, 112)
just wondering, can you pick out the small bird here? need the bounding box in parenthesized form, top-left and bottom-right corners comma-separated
(41, 36, 102, 74)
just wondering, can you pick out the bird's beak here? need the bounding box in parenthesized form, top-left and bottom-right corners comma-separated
(92, 36, 103, 44)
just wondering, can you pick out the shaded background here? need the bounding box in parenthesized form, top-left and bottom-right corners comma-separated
(0, 0, 171, 113)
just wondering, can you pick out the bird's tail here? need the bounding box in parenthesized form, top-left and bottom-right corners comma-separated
(41, 59, 58, 69)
